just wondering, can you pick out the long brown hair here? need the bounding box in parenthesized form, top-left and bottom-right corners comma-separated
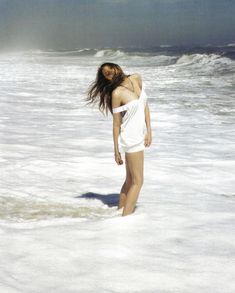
(85, 62, 129, 116)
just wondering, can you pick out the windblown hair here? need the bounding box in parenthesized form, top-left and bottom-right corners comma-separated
(85, 62, 128, 116)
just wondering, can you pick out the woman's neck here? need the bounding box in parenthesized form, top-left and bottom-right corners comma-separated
(122, 75, 130, 85)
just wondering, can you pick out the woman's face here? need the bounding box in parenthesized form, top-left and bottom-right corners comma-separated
(102, 66, 117, 81)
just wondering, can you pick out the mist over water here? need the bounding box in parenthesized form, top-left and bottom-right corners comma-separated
(0, 45, 235, 292)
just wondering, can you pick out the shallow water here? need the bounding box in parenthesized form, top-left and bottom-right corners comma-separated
(0, 47, 235, 292)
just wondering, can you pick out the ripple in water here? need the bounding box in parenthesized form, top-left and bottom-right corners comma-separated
(0, 197, 119, 222)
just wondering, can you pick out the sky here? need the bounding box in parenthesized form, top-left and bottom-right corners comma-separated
(0, 0, 234, 51)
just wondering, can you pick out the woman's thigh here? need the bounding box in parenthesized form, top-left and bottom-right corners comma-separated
(125, 150, 144, 185)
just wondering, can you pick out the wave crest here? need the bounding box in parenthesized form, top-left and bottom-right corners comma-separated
(94, 49, 126, 58)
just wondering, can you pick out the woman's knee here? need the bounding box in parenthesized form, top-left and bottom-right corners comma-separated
(125, 176, 132, 189)
(132, 176, 143, 188)
(125, 152, 144, 188)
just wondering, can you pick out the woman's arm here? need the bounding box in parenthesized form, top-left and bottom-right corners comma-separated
(113, 113, 121, 154)
(112, 90, 123, 164)
(144, 101, 152, 147)
(144, 102, 151, 132)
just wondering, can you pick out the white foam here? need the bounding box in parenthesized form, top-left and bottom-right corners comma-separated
(0, 51, 234, 293)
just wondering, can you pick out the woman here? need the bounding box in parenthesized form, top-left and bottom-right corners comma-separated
(86, 62, 152, 217)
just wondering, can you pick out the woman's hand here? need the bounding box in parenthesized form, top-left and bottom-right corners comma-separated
(114, 151, 123, 165)
(144, 131, 152, 147)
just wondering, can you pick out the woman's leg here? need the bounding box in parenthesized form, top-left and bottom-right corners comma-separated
(122, 150, 144, 216)
(118, 155, 132, 209)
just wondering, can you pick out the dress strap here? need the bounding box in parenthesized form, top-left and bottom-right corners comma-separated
(113, 104, 128, 113)
(112, 78, 144, 113)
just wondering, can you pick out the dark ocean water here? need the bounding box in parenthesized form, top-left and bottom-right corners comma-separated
(16, 43, 235, 60)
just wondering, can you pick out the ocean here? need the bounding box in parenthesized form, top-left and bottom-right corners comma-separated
(0, 44, 235, 292)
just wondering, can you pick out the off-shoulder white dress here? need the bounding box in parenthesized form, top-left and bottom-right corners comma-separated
(113, 82, 148, 153)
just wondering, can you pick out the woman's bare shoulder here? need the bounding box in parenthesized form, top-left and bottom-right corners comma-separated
(130, 73, 142, 87)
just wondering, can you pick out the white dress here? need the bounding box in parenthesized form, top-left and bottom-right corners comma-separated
(113, 82, 148, 153)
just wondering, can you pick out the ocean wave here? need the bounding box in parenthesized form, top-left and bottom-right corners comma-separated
(226, 43, 235, 47)
(94, 49, 127, 58)
(47, 48, 97, 56)
(176, 53, 233, 66)
(145, 55, 178, 66)
(1, 48, 235, 75)
(175, 53, 235, 75)
(16, 48, 97, 57)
